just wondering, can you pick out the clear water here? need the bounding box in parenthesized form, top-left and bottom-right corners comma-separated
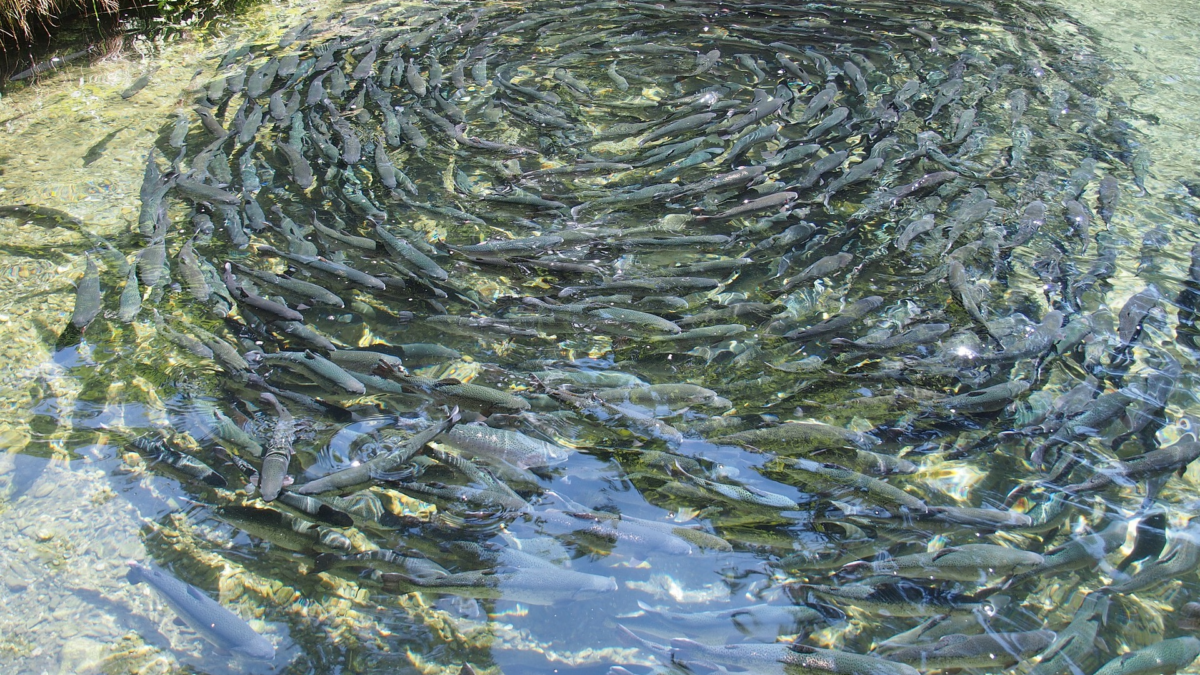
(0, 0, 1198, 674)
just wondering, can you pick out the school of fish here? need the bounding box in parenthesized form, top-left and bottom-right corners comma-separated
(23, 0, 1200, 671)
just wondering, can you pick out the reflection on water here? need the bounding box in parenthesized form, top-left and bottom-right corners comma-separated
(1, 0, 1200, 673)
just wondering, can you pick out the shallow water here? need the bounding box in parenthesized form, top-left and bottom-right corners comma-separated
(1, 0, 1199, 674)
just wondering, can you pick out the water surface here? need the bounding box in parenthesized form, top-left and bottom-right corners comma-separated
(1, 1, 1199, 674)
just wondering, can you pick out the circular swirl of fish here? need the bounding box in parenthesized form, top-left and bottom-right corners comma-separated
(72, 0, 1199, 672)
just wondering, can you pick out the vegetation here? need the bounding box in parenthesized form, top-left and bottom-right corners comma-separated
(1, 0, 245, 58)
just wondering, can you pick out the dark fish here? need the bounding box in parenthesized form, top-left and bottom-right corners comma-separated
(1118, 285, 1161, 347)
(831, 323, 950, 352)
(699, 191, 796, 220)
(780, 253, 854, 292)
(1097, 175, 1119, 224)
(1031, 389, 1135, 467)
(256, 245, 387, 291)
(222, 263, 305, 322)
(119, 68, 157, 99)
(1064, 440, 1200, 496)
(1006, 200, 1046, 249)
(792, 150, 849, 190)
(71, 255, 101, 330)
(82, 127, 125, 166)
(257, 350, 366, 395)
(117, 263, 141, 323)
(639, 113, 716, 146)
(804, 106, 849, 140)
(1117, 510, 1168, 572)
(174, 178, 240, 205)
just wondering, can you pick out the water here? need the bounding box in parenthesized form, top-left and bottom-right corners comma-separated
(0, 0, 1199, 673)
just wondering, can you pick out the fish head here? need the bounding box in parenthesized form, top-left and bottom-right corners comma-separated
(1008, 552, 1046, 575)
(706, 396, 734, 410)
(573, 575, 619, 600)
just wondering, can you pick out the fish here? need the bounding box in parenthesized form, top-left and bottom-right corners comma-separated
(722, 122, 781, 165)
(1027, 593, 1110, 675)
(437, 424, 570, 469)
(780, 252, 854, 291)
(846, 544, 1043, 582)
(1118, 510, 1168, 572)
(1093, 637, 1200, 675)
(822, 157, 883, 200)
(119, 68, 156, 99)
(1103, 520, 1200, 594)
(831, 323, 949, 352)
(796, 580, 993, 617)
(699, 191, 796, 221)
(638, 113, 717, 146)
(632, 601, 836, 641)
(376, 225, 448, 280)
(117, 263, 142, 323)
(930, 381, 1030, 414)
(276, 142, 314, 189)
(798, 83, 838, 123)
(784, 296, 884, 342)
(530, 508, 695, 556)
(791, 149, 849, 190)
(711, 420, 878, 452)
(947, 260, 1000, 343)
(884, 631, 1056, 669)
(804, 106, 849, 140)
(1031, 389, 1135, 467)
(223, 264, 305, 322)
(257, 392, 295, 502)
(1118, 285, 1161, 348)
(592, 383, 729, 411)
(1006, 518, 1129, 587)
(231, 263, 345, 308)
(52, 6, 1200, 671)
(130, 436, 226, 487)
(780, 458, 928, 512)
(833, 502, 1033, 533)
(82, 127, 125, 166)
(606, 61, 629, 90)
(327, 349, 402, 373)
(71, 255, 101, 330)
(173, 178, 240, 205)
(296, 409, 460, 495)
(1098, 175, 1120, 225)
(126, 561, 275, 660)
(1064, 440, 1200, 496)
(1005, 200, 1046, 249)
(674, 462, 799, 510)
(663, 637, 919, 675)
(690, 49, 721, 75)
(313, 549, 448, 578)
(876, 600, 1009, 652)
(254, 245, 386, 290)
(255, 350, 367, 395)
(381, 369, 531, 413)
(385, 566, 616, 605)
